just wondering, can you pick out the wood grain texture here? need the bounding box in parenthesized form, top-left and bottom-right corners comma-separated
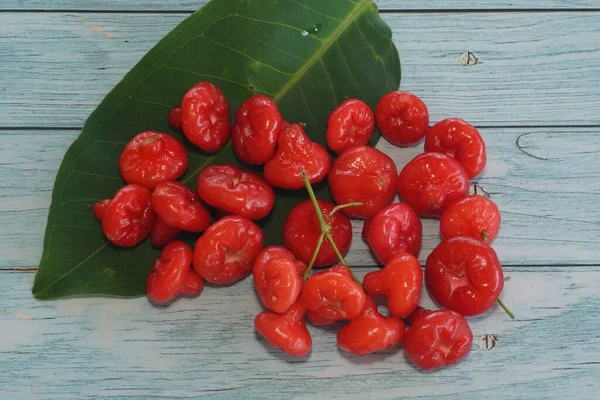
(3, 0, 599, 11)
(0, 267, 598, 399)
(1, 11, 600, 128)
(1, 127, 599, 268)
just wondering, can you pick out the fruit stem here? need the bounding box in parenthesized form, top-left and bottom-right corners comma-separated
(300, 170, 363, 288)
(303, 232, 325, 280)
(327, 202, 363, 218)
(480, 231, 490, 242)
(497, 298, 515, 319)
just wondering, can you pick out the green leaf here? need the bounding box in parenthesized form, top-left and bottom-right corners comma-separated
(33, 0, 400, 299)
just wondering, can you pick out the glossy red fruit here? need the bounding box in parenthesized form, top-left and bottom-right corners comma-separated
(397, 152, 469, 218)
(264, 124, 331, 189)
(93, 199, 111, 221)
(232, 95, 282, 165)
(440, 195, 501, 243)
(146, 241, 203, 303)
(328, 145, 398, 219)
(150, 217, 181, 248)
(363, 253, 422, 318)
(403, 310, 473, 370)
(253, 257, 303, 313)
(255, 299, 312, 357)
(102, 184, 156, 247)
(326, 99, 375, 155)
(254, 246, 307, 275)
(366, 203, 422, 264)
(302, 265, 366, 322)
(151, 181, 211, 232)
(426, 236, 504, 316)
(376, 91, 429, 146)
(119, 131, 189, 190)
(167, 105, 183, 132)
(425, 118, 486, 178)
(196, 164, 275, 220)
(404, 306, 432, 326)
(337, 296, 405, 356)
(181, 82, 231, 152)
(283, 200, 352, 267)
(193, 216, 263, 285)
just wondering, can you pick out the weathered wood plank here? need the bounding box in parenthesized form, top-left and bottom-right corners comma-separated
(1, 11, 600, 128)
(0, 267, 598, 399)
(1, 127, 599, 268)
(2, 0, 599, 11)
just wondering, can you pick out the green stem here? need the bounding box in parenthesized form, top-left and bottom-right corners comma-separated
(327, 202, 363, 218)
(497, 298, 515, 319)
(303, 232, 325, 281)
(300, 170, 363, 288)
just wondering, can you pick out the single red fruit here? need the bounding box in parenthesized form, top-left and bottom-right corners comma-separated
(326, 99, 375, 155)
(181, 82, 231, 152)
(119, 131, 189, 190)
(232, 95, 282, 165)
(264, 124, 331, 189)
(146, 241, 203, 303)
(375, 91, 429, 146)
(93, 199, 111, 221)
(337, 296, 405, 356)
(255, 299, 312, 357)
(167, 105, 183, 132)
(403, 310, 473, 370)
(193, 215, 263, 285)
(397, 152, 469, 218)
(196, 164, 275, 220)
(426, 236, 504, 316)
(151, 181, 211, 232)
(254, 257, 303, 313)
(254, 246, 307, 275)
(425, 118, 486, 178)
(150, 216, 181, 248)
(404, 306, 432, 326)
(366, 203, 422, 264)
(102, 184, 156, 247)
(283, 200, 352, 267)
(440, 195, 501, 243)
(328, 146, 398, 219)
(363, 253, 422, 318)
(302, 265, 366, 322)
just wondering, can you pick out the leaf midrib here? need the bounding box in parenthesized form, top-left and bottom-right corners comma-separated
(35, 0, 373, 297)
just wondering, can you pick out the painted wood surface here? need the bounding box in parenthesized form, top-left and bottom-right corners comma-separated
(1, 267, 599, 399)
(2, 1, 600, 398)
(2, 11, 600, 128)
(3, 0, 600, 11)
(1, 127, 599, 268)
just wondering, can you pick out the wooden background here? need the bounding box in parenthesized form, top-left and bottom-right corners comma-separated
(1, 1, 599, 399)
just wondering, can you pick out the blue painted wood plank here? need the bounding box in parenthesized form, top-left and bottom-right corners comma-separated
(0, 267, 598, 399)
(2, 0, 599, 11)
(1, 127, 599, 268)
(1, 11, 599, 128)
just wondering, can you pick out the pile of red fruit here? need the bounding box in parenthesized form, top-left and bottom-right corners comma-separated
(93, 82, 509, 370)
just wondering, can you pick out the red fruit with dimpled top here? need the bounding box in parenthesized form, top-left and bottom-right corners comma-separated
(403, 310, 473, 370)
(193, 215, 263, 285)
(181, 82, 231, 153)
(397, 152, 469, 218)
(102, 184, 156, 248)
(440, 195, 501, 243)
(326, 99, 375, 155)
(328, 145, 398, 219)
(232, 95, 282, 165)
(425, 118, 486, 179)
(376, 91, 429, 146)
(151, 181, 211, 232)
(119, 131, 189, 190)
(426, 236, 504, 316)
